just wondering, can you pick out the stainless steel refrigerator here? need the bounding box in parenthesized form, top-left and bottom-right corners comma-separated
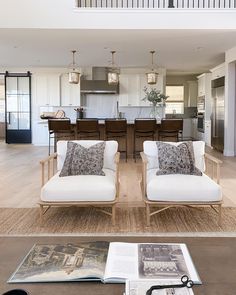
(211, 77, 225, 152)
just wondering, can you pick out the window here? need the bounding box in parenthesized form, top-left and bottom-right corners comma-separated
(165, 85, 184, 114)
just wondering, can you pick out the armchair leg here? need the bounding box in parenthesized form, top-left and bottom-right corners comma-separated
(146, 204, 150, 227)
(112, 204, 116, 226)
(218, 204, 222, 226)
(39, 204, 44, 226)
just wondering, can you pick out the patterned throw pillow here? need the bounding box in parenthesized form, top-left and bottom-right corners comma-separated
(156, 141, 202, 176)
(59, 141, 106, 177)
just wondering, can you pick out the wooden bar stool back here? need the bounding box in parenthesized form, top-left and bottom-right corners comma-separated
(158, 119, 183, 142)
(48, 119, 73, 154)
(76, 119, 100, 140)
(134, 119, 156, 161)
(105, 119, 128, 161)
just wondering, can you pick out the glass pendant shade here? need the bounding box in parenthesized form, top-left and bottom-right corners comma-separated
(108, 71, 119, 85)
(147, 50, 158, 85)
(68, 50, 80, 84)
(108, 51, 119, 85)
(146, 71, 158, 85)
(69, 71, 80, 84)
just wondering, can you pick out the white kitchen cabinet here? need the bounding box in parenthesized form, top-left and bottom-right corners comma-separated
(33, 74, 60, 106)
(60, 73, 81, 106)
(119, 73, 164, 107)
(211, 64, 225, 80)
(32, 121, 49, 146)
(119, 74, 140, 107)
(197, 75, 206, 97)
(187, 81, 198, 107)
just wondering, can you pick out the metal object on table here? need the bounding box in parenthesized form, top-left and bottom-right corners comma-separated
(146, 275, 194, 295)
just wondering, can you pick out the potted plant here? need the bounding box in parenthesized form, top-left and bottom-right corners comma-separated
(142, 87, 169, 119)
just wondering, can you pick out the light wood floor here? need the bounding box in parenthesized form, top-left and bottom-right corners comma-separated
(0, 141, 236, 208)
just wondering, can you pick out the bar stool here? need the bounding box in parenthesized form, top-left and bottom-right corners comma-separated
(134, 119, 156, 162)
(48, 119, 73, 155)
(105, 119, 128, 161)
(158, 119, 183, 142)
(76, 119, 100, 140)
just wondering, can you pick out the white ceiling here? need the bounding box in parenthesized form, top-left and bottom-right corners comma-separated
(0, 29, 236, 74)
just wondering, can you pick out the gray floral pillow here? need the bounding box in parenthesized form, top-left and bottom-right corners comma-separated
(156, 141, 202, 176)
(60, 141, 106, 177)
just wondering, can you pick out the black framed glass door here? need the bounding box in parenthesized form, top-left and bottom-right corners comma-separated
(5, 71, 32, 143)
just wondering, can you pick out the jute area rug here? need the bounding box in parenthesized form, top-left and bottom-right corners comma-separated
(1, 207, 236, 234)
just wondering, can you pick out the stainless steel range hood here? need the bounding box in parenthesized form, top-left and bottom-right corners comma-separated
(80, 67, 119, 94)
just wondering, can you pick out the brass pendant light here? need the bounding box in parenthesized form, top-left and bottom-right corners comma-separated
(146, 50, 158, 85)
(68, 50, 80, 84)
(108, 51, 119, 85)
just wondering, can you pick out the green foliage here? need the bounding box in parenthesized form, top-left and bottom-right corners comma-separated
(142, 87, 169, 106)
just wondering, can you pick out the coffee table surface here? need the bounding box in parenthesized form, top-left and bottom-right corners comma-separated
(1, 236, 236, 295)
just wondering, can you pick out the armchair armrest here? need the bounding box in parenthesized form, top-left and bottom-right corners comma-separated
(40, 153, 57, 165)
(40, 153, 57, 187)
(140, 152, 148, 199)
(114, 152, 120, 199)
(204, 153, 222, 184)
(205, 153, 222, 165)
(140, 152, 148, 164)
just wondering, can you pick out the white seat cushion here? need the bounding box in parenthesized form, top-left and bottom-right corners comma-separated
(146, 169, 222, 202)
(41, 169, 116, 202)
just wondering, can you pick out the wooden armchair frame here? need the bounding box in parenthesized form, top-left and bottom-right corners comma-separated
(38, 152, 120, 226)
(140, 152, 223, 227)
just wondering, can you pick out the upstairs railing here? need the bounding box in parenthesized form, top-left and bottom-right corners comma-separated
(76, 0, 236, 8)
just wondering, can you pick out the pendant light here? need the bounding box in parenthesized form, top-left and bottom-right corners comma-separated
(108, 51, 119, 85)
(68, 50, 80, 84)
(146, 50, 158, 85)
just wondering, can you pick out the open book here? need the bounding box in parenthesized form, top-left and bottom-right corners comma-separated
(8, 242, 201, 284)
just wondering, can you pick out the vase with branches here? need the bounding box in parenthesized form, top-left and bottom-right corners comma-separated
(142, 87, 169, 119)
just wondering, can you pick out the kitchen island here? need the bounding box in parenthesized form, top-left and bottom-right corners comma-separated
(36, 118, 185, 156)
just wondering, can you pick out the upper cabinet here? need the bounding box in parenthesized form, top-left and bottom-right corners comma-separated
(119, 73, 164, 107)
(210, 63, 225, 80)
(60, 73, 81, 107)
(33, 74, 60, 106)
(197, 75, 206, 97)
(187, 81, 198, 107)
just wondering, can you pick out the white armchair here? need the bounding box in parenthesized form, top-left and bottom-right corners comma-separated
(141, 141, 223, 226)
(39, 140, 120, 226)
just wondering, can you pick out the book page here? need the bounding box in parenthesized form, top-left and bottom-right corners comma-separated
(8, 242, 109, 283)
(104, 242, 138, 281)
(126, 279, 195, 295)
(138, 243, 201, 284)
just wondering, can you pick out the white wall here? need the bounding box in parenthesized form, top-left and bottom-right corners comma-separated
(0, 0, 236, 29)
(225, 47, 236, 156)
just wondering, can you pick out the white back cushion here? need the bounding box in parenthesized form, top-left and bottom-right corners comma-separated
(143, 141, 205, 172)
(57, 140, 118, 171)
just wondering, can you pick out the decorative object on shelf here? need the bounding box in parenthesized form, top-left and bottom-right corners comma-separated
(108, 51, 119, 85)
(74, 107, 84, 119)
(146, 50, 158, 85)
(68, 50, 80, 84)
(142, 87, 169, 119)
